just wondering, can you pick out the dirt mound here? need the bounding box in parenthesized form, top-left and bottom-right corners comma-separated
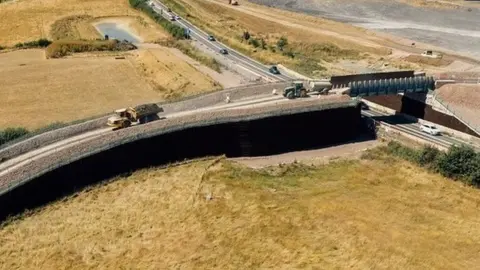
(435, 83, 480, 132)
(437, 83, 480, 111)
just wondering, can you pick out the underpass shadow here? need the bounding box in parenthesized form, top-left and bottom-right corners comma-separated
(368, 113, 418, 126)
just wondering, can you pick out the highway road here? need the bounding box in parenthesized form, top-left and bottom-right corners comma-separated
(150, 0, 292, 82)
(362, 109, 480, 151)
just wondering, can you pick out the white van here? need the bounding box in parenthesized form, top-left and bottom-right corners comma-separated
(420, 123, 440, 136)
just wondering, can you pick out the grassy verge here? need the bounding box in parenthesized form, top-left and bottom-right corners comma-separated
(45, 39, 136, 58)
(363, 141, 480, 187)
(156, 38, 221, 72)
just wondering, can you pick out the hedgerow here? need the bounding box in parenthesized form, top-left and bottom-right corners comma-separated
(384, 141, 480, 187)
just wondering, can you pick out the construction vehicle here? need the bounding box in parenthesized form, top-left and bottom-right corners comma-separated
(421, 50, 442, 59)
(228, 0, 239, 5)
(107, 103, 164, 129)
(283, 81, 308, 99)
(283, 80, 332, 99)
(306, 80, 332, 94)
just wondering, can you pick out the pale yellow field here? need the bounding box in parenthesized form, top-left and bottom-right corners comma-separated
(0, 49, 219, 129)
(1, 154, 479, 269)
(0, 0, 165, 46)
(133, 46, 222, 100)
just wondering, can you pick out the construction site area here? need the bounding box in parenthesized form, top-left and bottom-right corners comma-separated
(1, 0, 480, 269)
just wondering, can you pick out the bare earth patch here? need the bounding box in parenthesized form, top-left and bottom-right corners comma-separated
(231, 139, 381, 168)
(1, 155, 479, 269)
(435, 83, 480, 131)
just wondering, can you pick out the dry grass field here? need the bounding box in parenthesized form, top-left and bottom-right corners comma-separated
(0, 49, 157, 129)
(133, 47, 222, 100)
(0, 0, 165, 46)
(0, 49, 219, 129)
(1, 153, 479, 269)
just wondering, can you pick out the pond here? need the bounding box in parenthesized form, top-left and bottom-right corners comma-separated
(95, 23, 140, 43)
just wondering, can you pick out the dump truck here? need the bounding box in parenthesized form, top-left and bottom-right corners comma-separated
(107, 103, 164, 129)
(283, 80, 332, 99)
(306, 80, 332, 94)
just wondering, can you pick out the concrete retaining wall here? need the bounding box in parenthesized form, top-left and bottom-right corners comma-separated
(0, 103, 367, 221)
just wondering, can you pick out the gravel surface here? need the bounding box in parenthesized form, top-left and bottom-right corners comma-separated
(0, 82, 290, 162)
(0, 96, 354, 194)
(249, 0, 480, 59)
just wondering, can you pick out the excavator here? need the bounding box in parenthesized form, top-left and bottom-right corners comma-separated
(107, 103, 164, 129)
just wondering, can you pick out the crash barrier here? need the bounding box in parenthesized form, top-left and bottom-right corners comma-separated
(347, 76, 436, 97)
(0, 102, 375, 221)
(331, 70, 415, 89)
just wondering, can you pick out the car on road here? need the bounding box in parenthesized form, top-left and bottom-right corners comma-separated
(219, 48, 228, 55)
(170, 15, 176, 21)
(208, 35, 216, 41)
(269, 66, 280, 74)
(420, 123, 440, 136)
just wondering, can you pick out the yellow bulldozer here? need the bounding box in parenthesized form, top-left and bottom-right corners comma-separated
(107, 103, 164, 129)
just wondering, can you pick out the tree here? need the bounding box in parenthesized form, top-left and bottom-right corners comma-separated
(436, 145, 479, 179)
(243, 31, 250, 41)
(260, 38, 267, 50)
(277, 36, 288, 51)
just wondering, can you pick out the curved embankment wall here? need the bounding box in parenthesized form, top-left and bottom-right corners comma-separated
(0, 100, 368, 221)
(0, 81, 291, 161)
